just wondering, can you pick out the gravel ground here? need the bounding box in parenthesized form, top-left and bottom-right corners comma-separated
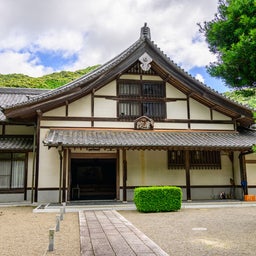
(1, 206, 256, 256)
(0, 207, 80, 256)
(121, 207, 256, 256)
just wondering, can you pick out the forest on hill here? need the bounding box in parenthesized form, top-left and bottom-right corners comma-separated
(0, 65, 99, 89)
(0, 65, 255, 110)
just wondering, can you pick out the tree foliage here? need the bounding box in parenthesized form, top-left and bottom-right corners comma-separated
(199, 0, 256, 88)
(0, 65, 100, 89)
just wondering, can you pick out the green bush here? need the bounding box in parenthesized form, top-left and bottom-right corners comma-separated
(134, 186, 182, 213)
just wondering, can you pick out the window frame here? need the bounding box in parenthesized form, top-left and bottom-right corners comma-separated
(117, 79, 166, 120)
(0, 152, 27, 191)
(168, 150, 222, 170)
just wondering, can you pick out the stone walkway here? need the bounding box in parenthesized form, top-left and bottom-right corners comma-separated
(79, 210, 168, 256)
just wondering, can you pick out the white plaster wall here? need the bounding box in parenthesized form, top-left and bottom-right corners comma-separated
(68, 96, 91, 117)
(154, 123, 189, 129)
(119, 74, 140, 80)
(190, 154, 232, 186)
(43, 106, 65, 117)
(190, 123, 234, 130)
(40, 120, 91, 127)
(94, 121, 134, 128)
(166, 83, 186, 98)
(190, 98, 210, 120)
(246, 152, 256, 185)
(95, 81, 116, 96)
(5, 125, 34, 135)
(141, 75, 162, 81)
(166, 101, 187, 119)
(126, 150, 186, 187)
(212, 110, 232, 120)
(38, 129, 60, 187)
(94, 98, 116, 117)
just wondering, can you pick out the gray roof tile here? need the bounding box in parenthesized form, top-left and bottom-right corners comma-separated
(0, 136, 34, 151)
(43, 129, 256, 150)
(0, 88, 49, 121)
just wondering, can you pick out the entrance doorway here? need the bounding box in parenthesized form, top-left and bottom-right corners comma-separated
(71, 158, 116, 200)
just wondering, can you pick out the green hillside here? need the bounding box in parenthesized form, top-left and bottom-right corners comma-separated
(0, 65, 100, 89)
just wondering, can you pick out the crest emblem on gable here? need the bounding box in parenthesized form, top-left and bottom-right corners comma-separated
(139, 52, 152, 71)
(134, 116, 154, 130)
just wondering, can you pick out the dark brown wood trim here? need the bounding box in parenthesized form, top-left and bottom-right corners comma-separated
(116, 150, 120, 200)
(187, 95, 190, 129)
(62, 149, 67, 202)
(0, 189, 25, 193)
(2, 124, 5, 135)
(65, 101, 69, 117)
(245, 160, 256, 164)
(67, 149, 71, 201)
(91, 90, 94, 127)
(24, 152, 28, 200)
(122, 149, 127, 202)
(40, 115, 235, 125)
(185, 150, 191, 200)
(34, 110, 42, 202)
(70, 153, 117, 159)
(239, 153, 248, 195)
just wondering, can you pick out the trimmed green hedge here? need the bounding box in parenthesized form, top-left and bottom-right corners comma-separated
(134, 186, 182, 212)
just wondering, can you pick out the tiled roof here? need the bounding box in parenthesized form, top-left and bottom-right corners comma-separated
(3, 38, 145, 109)
(0, 136, 34, 151)
(43, 129, 256, 150)
(3, 24, 254, 116)
(0, 87, 49, 121)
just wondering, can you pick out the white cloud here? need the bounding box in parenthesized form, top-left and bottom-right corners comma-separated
(0, 0, 220, 77)
(0, 51, 53, 77)
(195, 73, 205, 83)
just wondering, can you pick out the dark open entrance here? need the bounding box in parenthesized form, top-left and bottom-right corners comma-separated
(71, 158, 116, 200)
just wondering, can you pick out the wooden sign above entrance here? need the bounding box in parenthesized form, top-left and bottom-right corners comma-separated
(134, 116, 154, 130)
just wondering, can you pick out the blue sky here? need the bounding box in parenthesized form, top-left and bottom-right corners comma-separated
(0, 0, 229, 92)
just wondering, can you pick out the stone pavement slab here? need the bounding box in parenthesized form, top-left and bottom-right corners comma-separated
(79, 210, 168, 256)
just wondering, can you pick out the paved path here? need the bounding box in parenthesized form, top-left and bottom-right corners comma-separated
(79, 210, 168, 256)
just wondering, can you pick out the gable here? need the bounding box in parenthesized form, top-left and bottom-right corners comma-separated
(3, 24, 254, 128)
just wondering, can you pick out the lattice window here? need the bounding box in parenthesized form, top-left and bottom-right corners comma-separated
(168, 150, 221, 169)
(118, 80, 166, 120)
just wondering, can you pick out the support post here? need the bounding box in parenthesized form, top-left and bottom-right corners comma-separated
(34, 110, 42, 202)
(122, 149, 127, 202)
(185, 150, 191, 201)
(58, 145, 63, 203)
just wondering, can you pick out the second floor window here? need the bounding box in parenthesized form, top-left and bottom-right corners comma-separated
(118, 80, 166, 120)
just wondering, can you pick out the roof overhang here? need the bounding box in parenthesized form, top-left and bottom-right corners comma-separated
(0, 136, 34, 152)
(43, 128, 256, 151)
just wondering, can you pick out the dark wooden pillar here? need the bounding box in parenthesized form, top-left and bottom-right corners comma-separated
(239, 153, 248, 195)
(62, 149, 67, 202)
(185, 150, 191, 201)
(122, 149, 127, 202)
(58, 147, 63, 203)
(34, 110, 42, 202)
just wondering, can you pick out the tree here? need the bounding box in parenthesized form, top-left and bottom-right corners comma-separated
(199, 0, 256, 88)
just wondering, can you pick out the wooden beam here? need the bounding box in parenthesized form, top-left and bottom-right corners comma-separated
(185, 150, 191, 200)
(62, 149, 67, 202)
(122, 149, 127, 202)
(34, 110, 42, 202)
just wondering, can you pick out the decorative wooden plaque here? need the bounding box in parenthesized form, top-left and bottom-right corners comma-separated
(134, 116, 154, 130)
